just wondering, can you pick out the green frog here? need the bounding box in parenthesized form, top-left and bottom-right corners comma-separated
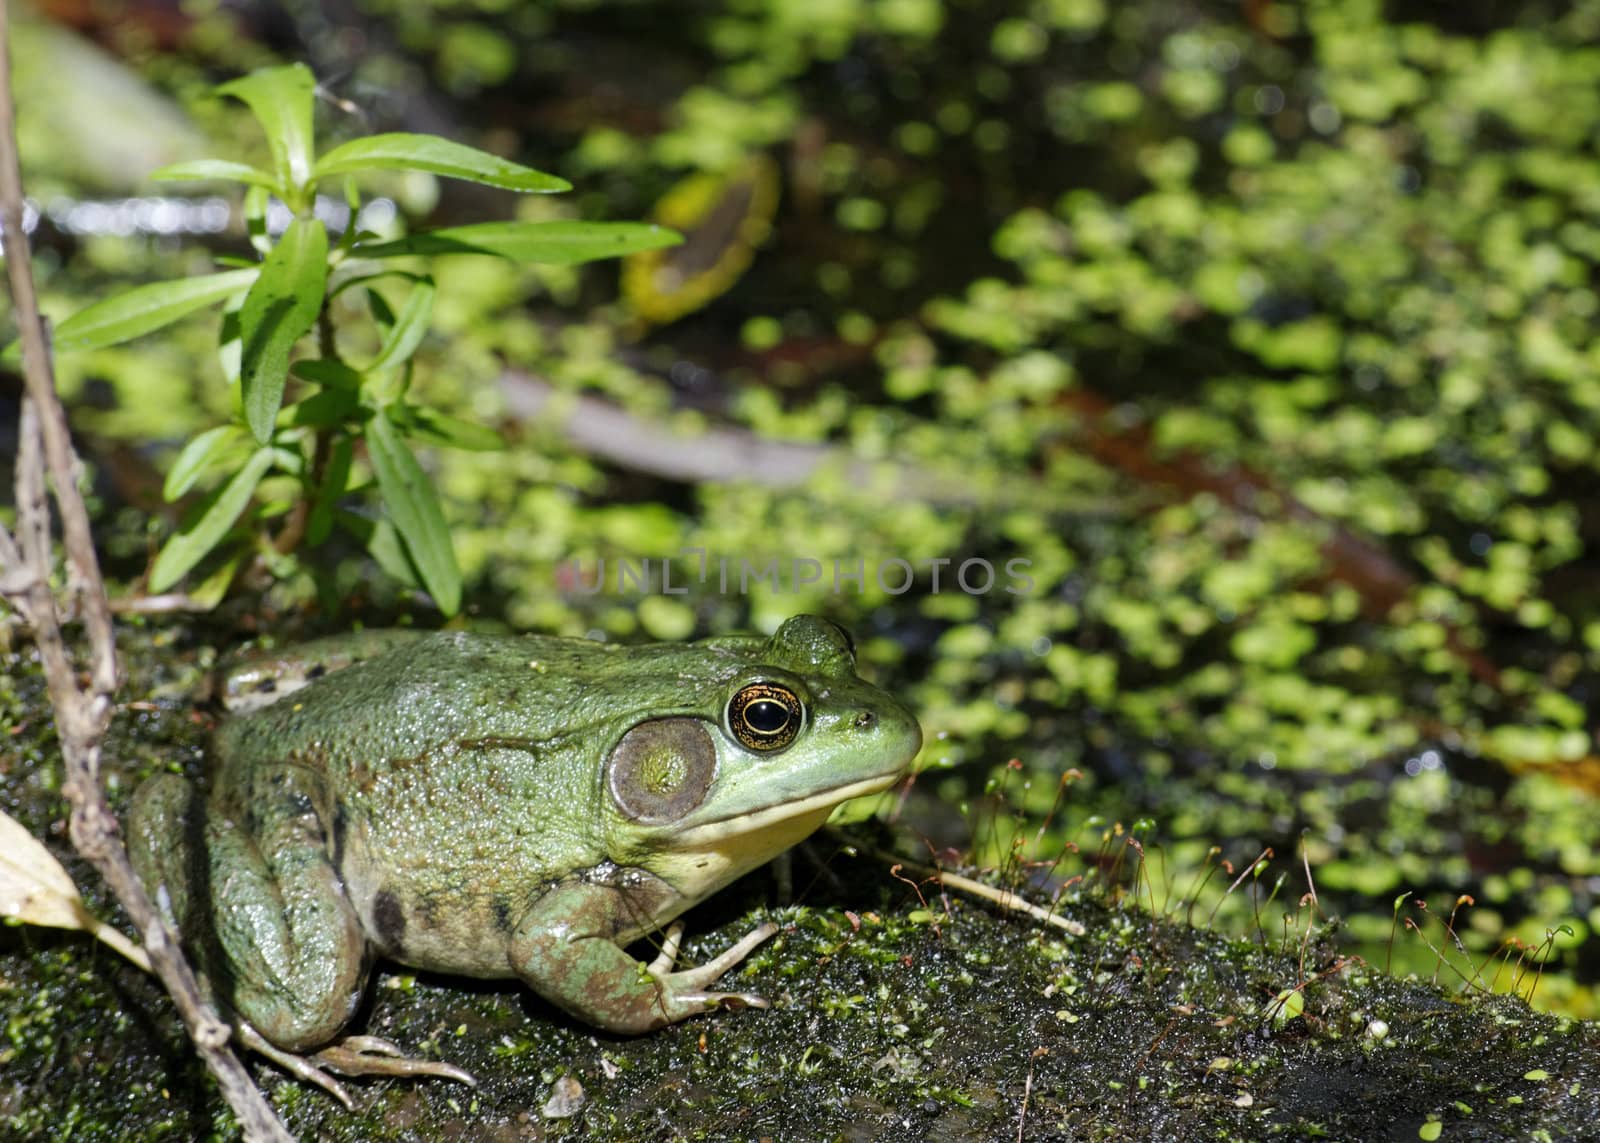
(128, 615, 921, 1103)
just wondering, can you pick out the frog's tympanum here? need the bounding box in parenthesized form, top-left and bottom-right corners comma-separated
(129, 616, 920, 1099)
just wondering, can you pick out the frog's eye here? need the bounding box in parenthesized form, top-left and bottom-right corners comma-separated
(726, 682, 803, 753)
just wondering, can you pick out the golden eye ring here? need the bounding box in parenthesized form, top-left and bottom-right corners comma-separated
(726, 682, 803, 752)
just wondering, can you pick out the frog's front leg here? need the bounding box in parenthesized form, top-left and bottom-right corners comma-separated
(205, 762, 370, 1051)
(511, 871, 777, 1034)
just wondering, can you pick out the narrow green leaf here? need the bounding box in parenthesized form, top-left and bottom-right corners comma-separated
(366, 287, 397, 331)
(290, 359, 364, 389)
(266, 444, 309, 480)
(367, 277, 435, 373)
(217, 291, 245, 383)
(337, 511, 423, 590)
(239, 218, 330, 443)
(150, 159, 279, 191)
(284, 388, 359, 429)
(366, 407, 461, 614)
(217, 64, 317, 190)
(163, 424, 249, 501)
(314, 133, 570, 193)
(338, 174, 362, 254)
(43, 269, 258, 355)
(243, 185, 272, 256)
(307, 436, 354, 546)
(185, 547, 246, 610)
(353, 220, 682, 265)
(329, 267, 424, 301)
(401, 407, 504, 452)
(149, 447, 276, 591)
(368, 519, 421, 588)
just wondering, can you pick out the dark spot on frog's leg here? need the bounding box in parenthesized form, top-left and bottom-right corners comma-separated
(373, 889, 406, 955)
(492, 896, 514, 933)
(307, 663, 327, 680)
(255, 678, 276, 694)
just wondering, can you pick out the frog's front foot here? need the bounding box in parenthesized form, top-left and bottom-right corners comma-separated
(237, 1023, 476, 1109)
(647, 919, 778, 1011)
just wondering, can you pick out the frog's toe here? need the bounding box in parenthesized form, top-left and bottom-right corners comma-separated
(685, 988, 771, 1012)
(237, 1022, 355, 1110)
(239, 1022, 476, 1104)
(654, 920, 778, 990)
(314, 1038, 478, 1087)
(645, 921, 688, 975)
(328, 1034, 404, 1057)
(719, 920, 780, 969)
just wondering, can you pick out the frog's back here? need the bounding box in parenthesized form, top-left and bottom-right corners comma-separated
(218, 630, 742, 764)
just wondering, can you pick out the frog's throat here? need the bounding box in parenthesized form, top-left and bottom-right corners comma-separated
(674, 770, 904, 846)
(640, 770, 904, 905)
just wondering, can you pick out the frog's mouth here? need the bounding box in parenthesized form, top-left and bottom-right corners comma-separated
(675, 768, 907, 843)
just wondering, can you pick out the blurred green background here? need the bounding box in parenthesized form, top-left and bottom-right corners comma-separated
(6, 0, 1600, 1018)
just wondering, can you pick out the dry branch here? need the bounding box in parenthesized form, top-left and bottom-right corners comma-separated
(0, 6, 290, 1139)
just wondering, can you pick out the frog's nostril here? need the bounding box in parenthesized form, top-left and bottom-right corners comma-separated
(854, 710, 877, 730)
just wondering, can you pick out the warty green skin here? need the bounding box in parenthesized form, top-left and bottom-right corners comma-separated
(129, 616, 921, 1056)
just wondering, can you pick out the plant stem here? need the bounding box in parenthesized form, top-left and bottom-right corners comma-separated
(272, 308, 341, 556)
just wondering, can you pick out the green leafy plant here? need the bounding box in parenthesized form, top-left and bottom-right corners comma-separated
(41, 63, 679, 614)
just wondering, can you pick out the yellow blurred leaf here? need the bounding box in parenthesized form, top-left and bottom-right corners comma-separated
(0, 809, 150, 971)
(623, 152, 780, 330)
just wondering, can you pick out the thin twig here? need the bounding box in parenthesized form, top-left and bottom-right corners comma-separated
(106, 591, 217, 614)
(0, 9, 291, 1139)
(868, 845, 1087, 937)
(1016, 1062, 1034, 1143)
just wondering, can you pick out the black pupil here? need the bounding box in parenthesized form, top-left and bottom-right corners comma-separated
(746, 699, 790, 733)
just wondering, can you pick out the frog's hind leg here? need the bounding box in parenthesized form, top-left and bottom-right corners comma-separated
(205, 763, 370, 1053)
(128, 773, 202, 934)
(135, 765, 475, 1104)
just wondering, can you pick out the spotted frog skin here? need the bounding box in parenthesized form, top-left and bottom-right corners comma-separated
(128, 616, 920, 1091)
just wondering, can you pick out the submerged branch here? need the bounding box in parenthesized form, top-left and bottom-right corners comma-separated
(500, 367, 1120, 513)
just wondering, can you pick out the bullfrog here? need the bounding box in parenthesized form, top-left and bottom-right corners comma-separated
(128, 615, 921, 1103)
